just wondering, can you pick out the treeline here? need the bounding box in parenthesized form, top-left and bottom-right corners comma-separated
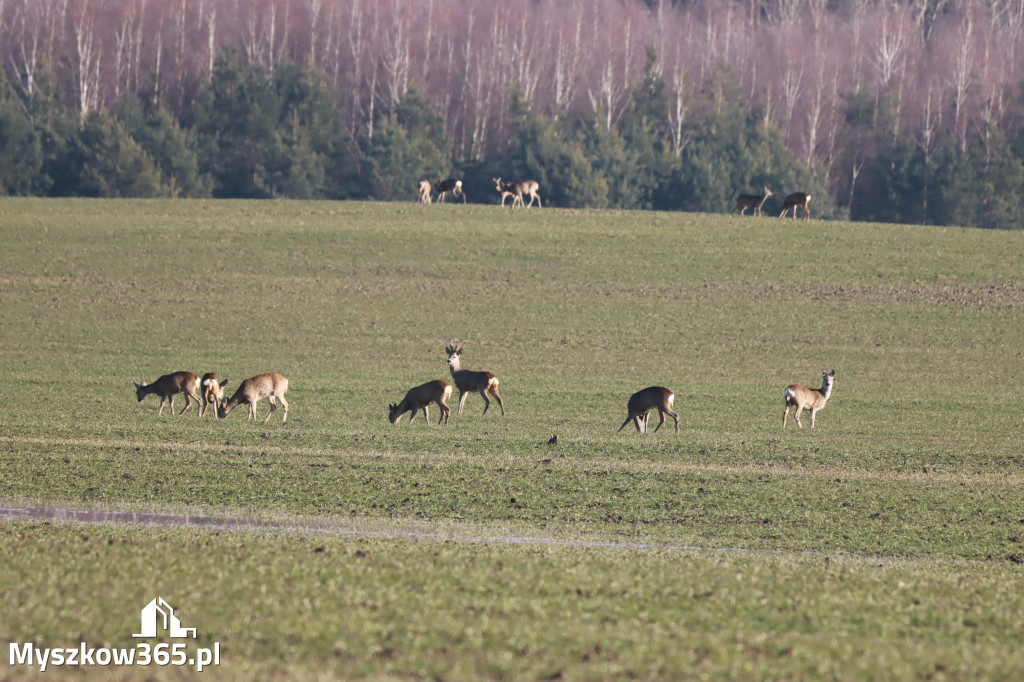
(1, 0, 1023, 228)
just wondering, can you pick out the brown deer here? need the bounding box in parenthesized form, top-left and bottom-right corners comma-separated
(779, 192, 811, 219)
(618, 386, 679, 434)
(417, 179, 432, 204)
(445, 344, 505, 416)
(435, 178, 466, 204)
(388, 380, 453, 425)
(133, 371, 203, 417)
(732, 186, 773, 216)
(218, 373, 290, 424)
(494, 178, 542, 208)
(783, 370, 835, 428)
(199, 373, 229, 418)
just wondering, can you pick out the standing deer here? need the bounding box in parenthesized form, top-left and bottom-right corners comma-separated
(618, 386, 679, 434)
(218, 373, 290, 424)
(133, 371, 203, 417)
(493, 178, 542, 208)
(445, 344, 505, 416)
(783, 370, 835, 428)
(435, 178, 466, 204)
(417, 179, 432, 204)
(199, 373, 229, 418)
(779, 192, 812, 219)
(388, 380, 453, 425)
(732, 186, 773, 216)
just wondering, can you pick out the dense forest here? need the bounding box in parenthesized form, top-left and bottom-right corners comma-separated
(1, 0, 1023, 228)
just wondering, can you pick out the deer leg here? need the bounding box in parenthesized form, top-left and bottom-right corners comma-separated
(666, 408, 680, 434)
(169, 395, 177, 417)
(248, 400, 257, 421)
(652, 410, 666, 433)
(179, 393, 192, 417)
(457, 391, 469, 415)
(264, 396, 277, 424)
(480, 390, 491, 415)
(794, 407, 804, 428)
(809, 408, 817, 428)
(618, 416, 634, 432)
(278, 395, 289, 424)
(439, 404, 450, 425)
(158, 396, 167, 417)
(422, 406, 431, 425)
(489, 386, 505, 416)
(783, 405, 790, 428)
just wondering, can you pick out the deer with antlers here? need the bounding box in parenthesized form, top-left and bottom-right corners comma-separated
(417, 179, 432, 204)
(618, 386, 679, 434)
(779, 192, 811, 219)
(435, 178, 466, 204)
(445, 344, 505, 416)
(493, 178, 542, 208)
(133, 371, 203, 417)
(783, 370, 835, 428)
(732, 186, 773, 216)
(388, 380, 452, 425)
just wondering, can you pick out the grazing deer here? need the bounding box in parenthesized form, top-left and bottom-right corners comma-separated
(435, 178, 466, 204)
(732, 186, 773, 216)
(779, 192, 812, 219)
(388, 380, 453, 425)
(417, 179, 432, 204)
(199, 373, 229, 418)
(618, 386, 679, 434)
(218, 373, 290, 424)
(493, 178, 541, 208)
(783, 370, 835, 428)
(133, 371, 202, 417)
(445, 344, 505, 416)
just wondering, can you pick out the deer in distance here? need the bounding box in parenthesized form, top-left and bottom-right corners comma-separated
(445, 344, 505, 416)
(199, 373, 228, 418)
(783, 370, 835, 428)
(417, 179, 432, 204)
(388, 380, 453, 425)
(732, 186, 773, 216)
(218, 373, 290, 424)
(779, 192, 811, 219)
(435, 178, 466, 203)
(133, 371, 202, 417)
(493, 178, 542, 208)
(618, 386, 680, 434)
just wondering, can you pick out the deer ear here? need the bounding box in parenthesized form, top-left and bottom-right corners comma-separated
(830, 370, 836, 376)
(220, 381, 229, 390)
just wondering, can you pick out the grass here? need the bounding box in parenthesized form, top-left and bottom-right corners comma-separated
(1, 197, 1023, 678)
(3, 521, 1024, 681)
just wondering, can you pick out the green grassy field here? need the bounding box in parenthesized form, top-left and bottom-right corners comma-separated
(1, 198, 1022, 679)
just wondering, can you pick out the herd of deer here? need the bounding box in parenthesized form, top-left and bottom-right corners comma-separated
(416, 178, 543, 208)
(133, 348, 835, 432)
(417, 178, 808, 218)
(131, 182, 827, 431)
(133, 372, 289, 424)
(732, 187, 812, 219)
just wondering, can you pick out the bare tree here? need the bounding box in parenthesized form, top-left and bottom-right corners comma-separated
(72, 0, 101, 116)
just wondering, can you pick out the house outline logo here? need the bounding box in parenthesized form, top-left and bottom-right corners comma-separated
(132, 597, 197, 639)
